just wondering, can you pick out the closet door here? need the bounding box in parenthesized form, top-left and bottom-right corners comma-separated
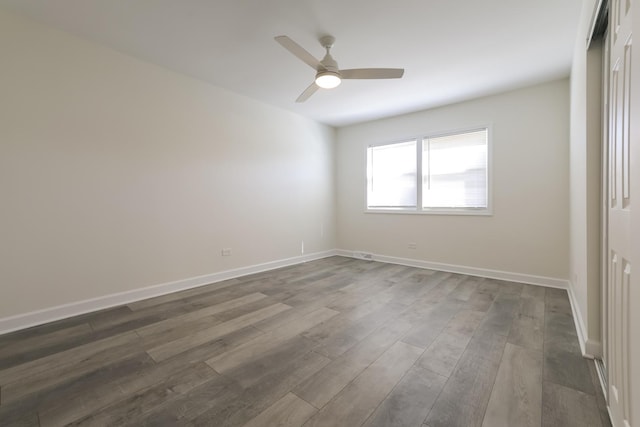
(606, 0, 633, 425)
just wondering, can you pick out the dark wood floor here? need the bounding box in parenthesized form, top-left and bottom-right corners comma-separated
(0, 256, 611, 427)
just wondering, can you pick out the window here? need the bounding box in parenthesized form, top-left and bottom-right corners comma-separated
(367, 140, 417, 209)
(366, 128, 489, 214)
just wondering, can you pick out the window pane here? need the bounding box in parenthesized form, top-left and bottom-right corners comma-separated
(422, 129, 487, 209)
(367, 140, 417, 208)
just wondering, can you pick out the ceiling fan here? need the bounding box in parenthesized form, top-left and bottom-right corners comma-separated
(275, 35, 405, 102)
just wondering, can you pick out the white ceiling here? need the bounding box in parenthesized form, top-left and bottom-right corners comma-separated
(0, 0, 583, 127)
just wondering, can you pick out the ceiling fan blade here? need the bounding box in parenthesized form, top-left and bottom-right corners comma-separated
(340, 68, 405, 79)
(296, 82, 319, 103)
(275, 36, 322, 70)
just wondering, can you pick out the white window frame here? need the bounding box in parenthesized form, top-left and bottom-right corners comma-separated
(365, 126, 493, 216)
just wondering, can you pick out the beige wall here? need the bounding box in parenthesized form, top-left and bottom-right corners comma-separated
(568, 0, 603, 356)
(336, 80, 570, 281)
(0, 10, 336, 319)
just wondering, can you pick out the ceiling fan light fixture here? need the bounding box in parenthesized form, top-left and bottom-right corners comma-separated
(315, 71, 341, 89)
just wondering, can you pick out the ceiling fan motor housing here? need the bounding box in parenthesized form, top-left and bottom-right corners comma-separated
(320, 52, 339, 73)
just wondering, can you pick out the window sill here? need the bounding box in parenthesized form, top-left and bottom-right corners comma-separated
(364, 208, 493, 216)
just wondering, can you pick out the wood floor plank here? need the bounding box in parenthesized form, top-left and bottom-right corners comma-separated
(4, 346, 149, 407)
(126, 278, 242, 311)
(437, 348, 502, 404)
(221, 336, 319, 390)
(444, 309, 485, 337)
(482, 343, 542, 427)
(386, 265, 427, 283)
(383, 278, 438, 306)
(542, 381, 603, 427)
(135, 292, 267, 338)
(476, 279, 502, 293)
(293, 318, 413, 408)
(300, 294, 397, 346)
(272, 272, 354, 302)
(463, 292, 496, 312)
(210, 295, 284, 322)
(518, 296, 546, 319)
(0, 323, 92, 362)
(464, 326, 510, 365)
(32, 330, 259, 425)
(413, 273, 464, 307)
(473, 293, 519, 337)
(277, 285, 349, 314)
(148, 325, 265, 367)
(35, 353, 158, 426)
(0, 405, 40, 427)
(129, 370, 240, 425)
(491, 279, 525, 296)
(415, 330, 471, 378)
(543, 349, 595, 395)
(87, 304, 174, 332)
(0, 330, 139, 385)
(135, 314, 224, 349)
(37, 324, 260, 426)
(67, 362, 217, 426)
(338, 276, 397, 299)
(543, 309, 595, 395)
(2, 306, 133, 343)
(250, 294, 343, 333)
(0, 332, 143, 404)
(423, 393, 489, 427)
(363, 366, 446, 427)
(0, 257, 609, 427)
(463, 279, 501, 312)
(508, 297, 545, 351)
(508, 313, 544, 351)
(545, 288, 572, 315)
(544, 311, 582, 354)
(147, 276, 279, 315)
(242, 392, 317, 427)
(0, 324, 96, 372)
(451, 276, 482, 302)
(192, 351, 330, 426)
(146, 302, 291, 361)
(206, 307, 338, 375)
(326, 285, 397, 316)
(424, 330, 508, 427)
(312, 302, 407, 359)
(302, 341, 424, 427)
(521, 284, 547, 300)
(401, 299, 462, 349)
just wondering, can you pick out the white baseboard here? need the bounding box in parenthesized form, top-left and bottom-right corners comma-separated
(566, 281, 602, 359)
(0, 250, 338, 336)
(335, 249, 570, 289)
(0, 249, 579, 338)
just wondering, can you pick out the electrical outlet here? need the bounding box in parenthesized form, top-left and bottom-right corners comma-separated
(408, 242, 417, 249)
(221, 248, 232, 256)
